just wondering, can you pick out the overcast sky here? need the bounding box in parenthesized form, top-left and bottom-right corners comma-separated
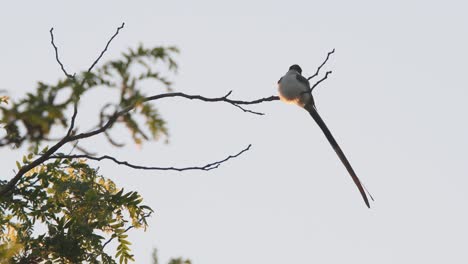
(1, 1, 468, 263)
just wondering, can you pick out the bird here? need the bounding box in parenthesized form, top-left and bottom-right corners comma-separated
(278, 64, 371, 208)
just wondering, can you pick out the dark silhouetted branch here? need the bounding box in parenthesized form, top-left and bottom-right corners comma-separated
(144, 92, 278, 110)
(307, 49, 335, 81)
(310, 71, 332, 91)
(49, 28, 75, 79)
(87, 22, 125, 72)
(49, 144, 251, 171)
(69, 92, 279, 143)
(232, 103, 265, 115)
(50, 23, 125, 138)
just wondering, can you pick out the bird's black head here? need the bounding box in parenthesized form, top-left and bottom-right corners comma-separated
(289, 64, 302, 74)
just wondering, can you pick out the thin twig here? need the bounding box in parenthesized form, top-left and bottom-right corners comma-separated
(87, 22, 125, 72)
(49, 144, 251, 171)
(220, 90, 265, 115)
(231, 104, 265, 115)
(201, 144, 251, 169)
(49, 28, 75, 79)
(307, 49, 335, 81)
(310, 71, 332, 91)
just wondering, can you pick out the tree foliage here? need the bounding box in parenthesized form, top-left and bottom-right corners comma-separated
(0, 43, 178, 263)
(0, 44, 178, 150)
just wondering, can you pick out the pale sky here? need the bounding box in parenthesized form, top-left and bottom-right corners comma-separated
(1, 1, 468, 263)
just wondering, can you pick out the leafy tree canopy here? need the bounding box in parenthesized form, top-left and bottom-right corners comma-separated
(0, 41, 177, 263)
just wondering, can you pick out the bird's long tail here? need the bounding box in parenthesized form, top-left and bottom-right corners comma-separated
(304, 102, 371, 208)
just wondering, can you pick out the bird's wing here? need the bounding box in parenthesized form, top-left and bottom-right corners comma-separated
(296, 74, 311, 90)
(304, 102, 371, 208)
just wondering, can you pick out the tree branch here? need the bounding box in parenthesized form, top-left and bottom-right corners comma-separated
(49, 27, 77, 136)
(0, 89, 275, 197)
(0, 23, 126, 197)
(87, 22, 125, 72)
(50, 23, 125, 138)
(49, 144, 251, 171)
(49, 28, 75, 79)
(69, 92, 279, 142)
(0, 136, 71, 197)
(310, 71, 332, 91)
(307, 49, 335, 81)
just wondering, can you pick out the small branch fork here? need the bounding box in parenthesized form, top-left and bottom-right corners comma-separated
(307, 48, 335, 81)
(87, 23, 125, 72)
(310, 71, 332, 92)
(306, 49, 335, 92)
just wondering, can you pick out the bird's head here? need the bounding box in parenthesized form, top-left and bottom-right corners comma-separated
(289, 64, 302, 74)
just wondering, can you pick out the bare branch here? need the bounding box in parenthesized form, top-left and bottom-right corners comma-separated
(49, 23, 125, 138)
(49, 28, 75, 79)
(307, 49, 335, 81)
(231, 104, 265, 115)
(70, 92, 279, 142)
(49, 144, 251, 171)
(201, 144, 252, 170)
(220, 90, 266, 115)
(146, 92, 279, 107)
(222, 90, 233, 98)
(87, 22, 125, 72)
(310, 71, 332, 91)
(69, 22, 126, 137)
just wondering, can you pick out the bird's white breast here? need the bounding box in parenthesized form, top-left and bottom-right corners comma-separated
(278, 72, 311, 107)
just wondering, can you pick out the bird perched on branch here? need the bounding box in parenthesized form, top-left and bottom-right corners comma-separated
(278, 64, 372, 208)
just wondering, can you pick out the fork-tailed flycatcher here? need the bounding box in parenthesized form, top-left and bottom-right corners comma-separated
(278, 64, 371, 208)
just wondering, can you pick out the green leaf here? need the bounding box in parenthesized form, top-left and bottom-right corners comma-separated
(42, 145, 49, 153)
